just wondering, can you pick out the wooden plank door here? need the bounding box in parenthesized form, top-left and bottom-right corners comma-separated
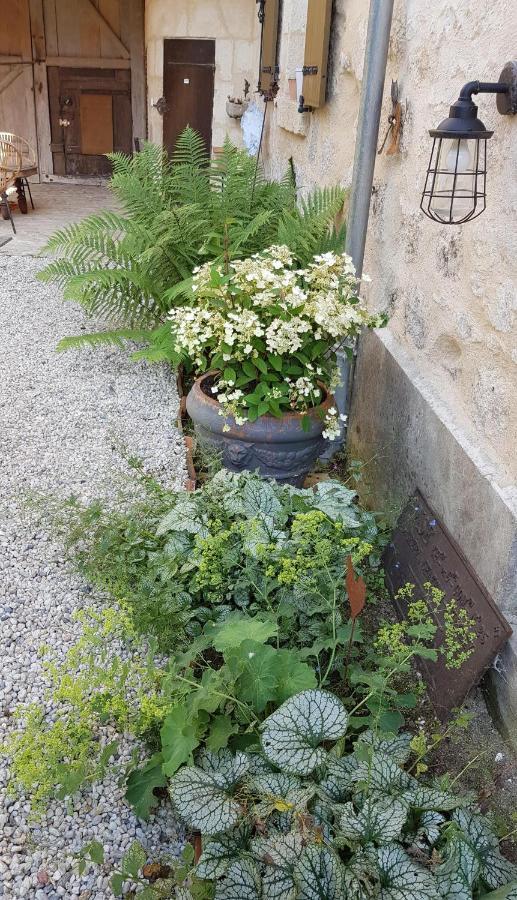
(48, 66, 132, 175)
(163, 39, 215, 157)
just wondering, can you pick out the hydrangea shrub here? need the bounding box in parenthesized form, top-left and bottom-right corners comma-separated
(169, 246, 385, 437)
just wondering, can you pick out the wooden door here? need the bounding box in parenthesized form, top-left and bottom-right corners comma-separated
(48, 67, 132, 176)
(163, 39, 215, 157)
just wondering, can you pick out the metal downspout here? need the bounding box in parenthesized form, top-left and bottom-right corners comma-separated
(330, 0, 395, 452)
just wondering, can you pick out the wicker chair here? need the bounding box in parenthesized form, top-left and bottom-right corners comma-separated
(0, 138, 22, 233)
(0, 133, 37, 213)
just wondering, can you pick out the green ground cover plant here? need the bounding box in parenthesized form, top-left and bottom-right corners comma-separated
(7, 471, 477, 827)
(165, 690, 517, 899)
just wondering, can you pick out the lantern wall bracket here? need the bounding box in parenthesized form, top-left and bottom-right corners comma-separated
(457, 61, 517, 115)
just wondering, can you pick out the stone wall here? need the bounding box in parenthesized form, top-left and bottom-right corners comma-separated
(259, 0, 517, 732)
(260, 0, 516, 483)
(144, 0, 260, 150)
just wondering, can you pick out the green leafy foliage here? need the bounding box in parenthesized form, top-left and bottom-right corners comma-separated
(169, 690, 517, 900)
(8, 469, 477, 824)
(261, 690, 348, 774)
(38, 129, 345, 353)
(168, 245, 382, 429)
(64, 468, 384, 658)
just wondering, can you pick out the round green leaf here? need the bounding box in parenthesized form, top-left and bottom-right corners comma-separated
(260, 690, 348, 775)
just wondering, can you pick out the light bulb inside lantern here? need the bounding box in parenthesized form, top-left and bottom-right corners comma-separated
(429, 138, 477, 222)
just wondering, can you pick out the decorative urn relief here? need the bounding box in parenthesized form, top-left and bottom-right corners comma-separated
(186, 373, 333, 486)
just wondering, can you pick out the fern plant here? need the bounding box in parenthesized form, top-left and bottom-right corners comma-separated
(169, 690, 517, 900)
(38, 129, 346, 353)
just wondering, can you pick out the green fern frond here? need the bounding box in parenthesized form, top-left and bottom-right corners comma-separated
(56, 328, 154, 353)
(41, 127, 349, 352)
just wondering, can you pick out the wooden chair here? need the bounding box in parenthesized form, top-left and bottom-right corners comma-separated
(0, 133, 38, 213)
(0, 139, 22, 233)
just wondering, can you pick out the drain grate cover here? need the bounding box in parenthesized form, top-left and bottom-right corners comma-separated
(383, 490, 512, 717)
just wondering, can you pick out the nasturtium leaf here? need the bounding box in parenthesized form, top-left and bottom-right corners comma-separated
(215, 858, 262, 900)
(161, 706, 201, 776)
(125, 757, 167, 819)
(261, 690, 348, 775)
(378, 710, 405, 734)
(293, 846, 346, 900)
(209, 613, 278, 653)
(338, 798, 408, 845)
(170, 766, 243, 835)
(206, 715, 240, 753)
(375, 844, 441, 899)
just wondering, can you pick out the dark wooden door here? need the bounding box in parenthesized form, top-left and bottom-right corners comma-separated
(48, 67, 132, 176)
(163, 39, 215, 156)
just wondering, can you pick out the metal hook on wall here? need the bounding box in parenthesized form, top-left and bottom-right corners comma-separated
(377, 80, 404, 154)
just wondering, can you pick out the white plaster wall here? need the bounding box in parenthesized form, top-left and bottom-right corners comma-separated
(145, 0, 260, 150)
(261, 0, 517, 482)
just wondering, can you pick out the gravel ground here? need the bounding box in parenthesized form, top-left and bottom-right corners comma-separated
(0, 256, 187, 899)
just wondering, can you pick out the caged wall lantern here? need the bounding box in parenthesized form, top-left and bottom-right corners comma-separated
(420, 60, 517, 225)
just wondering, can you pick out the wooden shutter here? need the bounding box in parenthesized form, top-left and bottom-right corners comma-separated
(301, 0, 333, 108)
(258, 0, 280, 95)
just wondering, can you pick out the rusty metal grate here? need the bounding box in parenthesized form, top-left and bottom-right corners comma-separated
(383, 490, 512, 718)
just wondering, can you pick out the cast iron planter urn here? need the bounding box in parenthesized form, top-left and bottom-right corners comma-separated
(187, 373, 333, 486)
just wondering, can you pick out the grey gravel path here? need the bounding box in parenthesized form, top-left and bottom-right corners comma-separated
(0, 256, 186, 899)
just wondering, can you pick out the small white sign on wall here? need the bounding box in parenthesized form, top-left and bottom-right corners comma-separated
(241, 102, 265, 156)
(184, 78, 190, 84)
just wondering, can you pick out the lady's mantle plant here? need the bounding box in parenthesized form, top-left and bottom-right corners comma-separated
(170, 690, 517, 900)
(169, 246, 385, 438)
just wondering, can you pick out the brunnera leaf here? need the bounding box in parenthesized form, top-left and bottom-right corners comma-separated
(293, 846, 346, 900)
(260, 690, 349, 775)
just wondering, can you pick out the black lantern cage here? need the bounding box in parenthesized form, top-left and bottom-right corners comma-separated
(421, 134, 489, 225)
(420, 65, 517, 225)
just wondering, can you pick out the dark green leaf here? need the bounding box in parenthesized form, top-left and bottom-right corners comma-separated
(125, 756, 167, 819)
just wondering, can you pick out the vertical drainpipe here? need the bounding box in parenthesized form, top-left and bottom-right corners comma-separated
(328, 0, 395, 453)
